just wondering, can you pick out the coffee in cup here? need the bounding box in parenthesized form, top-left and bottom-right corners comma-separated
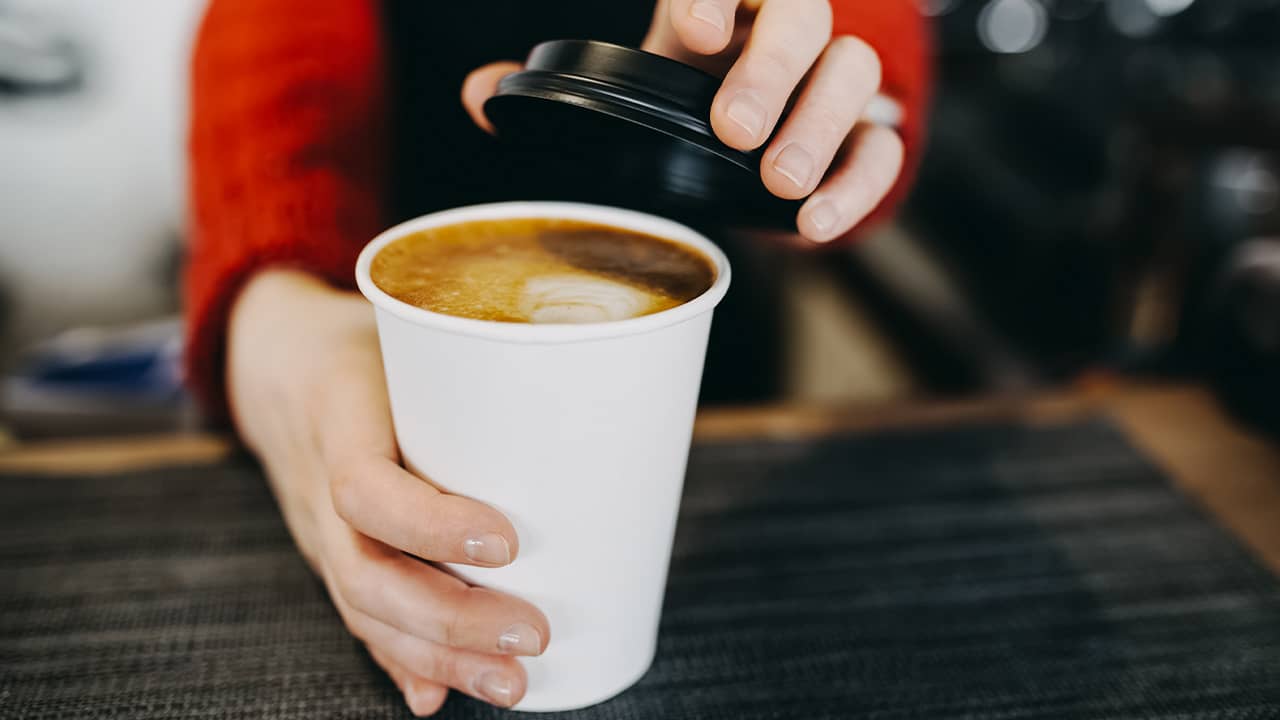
(370, 218, 716, 324)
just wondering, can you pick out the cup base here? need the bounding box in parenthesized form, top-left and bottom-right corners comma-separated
(511, 644, 656, 713)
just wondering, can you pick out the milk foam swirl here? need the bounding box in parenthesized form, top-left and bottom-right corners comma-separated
(519, 275, 655, 324)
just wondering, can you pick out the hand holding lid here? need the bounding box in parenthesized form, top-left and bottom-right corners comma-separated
(463, 0, 903, 244)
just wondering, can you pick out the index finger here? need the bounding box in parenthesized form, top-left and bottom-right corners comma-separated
(709, 0, 833, 150)
(668, 0, 743, 55)
(313, 343, 518, 568)
(329, 454, 520, 568)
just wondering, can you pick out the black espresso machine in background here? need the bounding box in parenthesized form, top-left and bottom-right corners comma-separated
(870, 0, 1280, 429)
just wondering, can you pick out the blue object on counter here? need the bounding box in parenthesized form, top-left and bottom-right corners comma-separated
(5, 319, 186, 405)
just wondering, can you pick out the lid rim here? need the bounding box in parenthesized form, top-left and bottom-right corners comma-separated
(525, 39, 722, 98)
(489, 71, 757, 173)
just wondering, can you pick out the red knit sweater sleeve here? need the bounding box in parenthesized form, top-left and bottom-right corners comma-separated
(183, 0, 929, 417)
(184, 0, 387, 418)
(831, 0, 933, 232)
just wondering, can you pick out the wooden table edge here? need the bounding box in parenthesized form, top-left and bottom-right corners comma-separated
(2, 383, 1277, 573)
(0, 433, 237, 476)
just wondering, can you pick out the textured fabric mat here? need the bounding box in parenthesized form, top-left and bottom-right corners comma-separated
(2, 419, 1279, 719)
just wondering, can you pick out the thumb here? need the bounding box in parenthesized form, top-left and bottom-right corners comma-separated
(461, 61, 524, 134)
(667, 0, 742, 56)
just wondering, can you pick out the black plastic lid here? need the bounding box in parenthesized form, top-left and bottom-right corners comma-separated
(484, 39, 799, 230)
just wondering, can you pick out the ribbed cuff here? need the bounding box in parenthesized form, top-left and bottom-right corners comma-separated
(182, 238, 361, 424)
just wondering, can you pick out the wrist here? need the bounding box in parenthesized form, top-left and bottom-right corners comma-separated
(233, 268, 338, 320)
(226, 268, 373, 439)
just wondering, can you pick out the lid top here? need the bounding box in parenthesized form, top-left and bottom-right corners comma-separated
(484, 39, 799, 230)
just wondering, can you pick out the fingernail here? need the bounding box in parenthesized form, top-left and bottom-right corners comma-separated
(474, 672, 515, 707)
(689, 1, 727, 33)
(404, 689, 430, 717)
(808, 198, 841, 240)
(497, 622, 543, 656)
(463, 533, 511, 566)
(726, 90, 767, 141)
(774, 144, 815, 190)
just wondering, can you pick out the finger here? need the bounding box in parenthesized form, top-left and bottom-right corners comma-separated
(761, 36, 882, 199)
(316, 345, 518, 568)
(314, 346, 516, 571)
(668, 0, 741, 55)
(369, 645, 411, 693)
(329, 452, 519, 568)
(355, 606, 527, 709)
(368, 647, 450, 717)
(710, 0, 832, 150)
(461, 61, 523, 134)
(798, 123, 905, 243)
(329, 528, 550, 656)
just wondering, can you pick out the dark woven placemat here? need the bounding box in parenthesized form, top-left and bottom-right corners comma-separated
(3, 419, 1280, 719)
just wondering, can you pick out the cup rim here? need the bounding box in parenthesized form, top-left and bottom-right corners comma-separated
(355, 202, 732, 344)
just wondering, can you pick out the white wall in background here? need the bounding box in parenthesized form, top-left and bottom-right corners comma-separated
(0, 0, 207, 355)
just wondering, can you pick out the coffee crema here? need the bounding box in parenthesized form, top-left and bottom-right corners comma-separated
(370, 218, 716, 324)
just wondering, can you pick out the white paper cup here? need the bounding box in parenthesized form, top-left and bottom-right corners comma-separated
(355, 202, 731, 711)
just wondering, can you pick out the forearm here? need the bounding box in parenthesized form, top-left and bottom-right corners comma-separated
(184, 0, 388, 418)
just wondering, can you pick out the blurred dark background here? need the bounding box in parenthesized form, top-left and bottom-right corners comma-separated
(850, 0, 1280, 429)
(1, 0, 1279, 439)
